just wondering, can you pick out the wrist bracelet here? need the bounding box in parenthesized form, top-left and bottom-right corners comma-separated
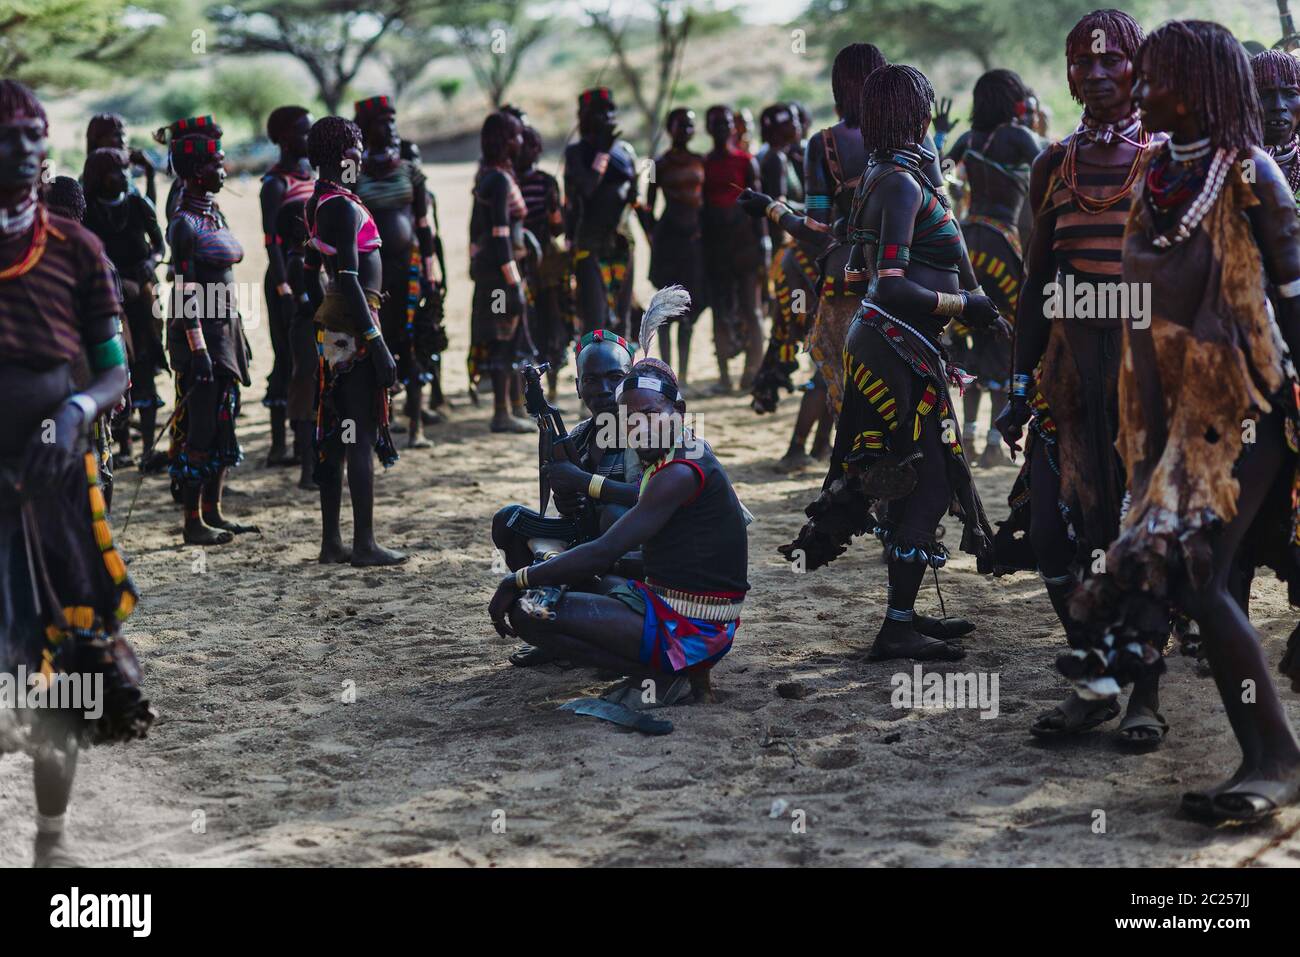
(765, 200, 790, 224)
(1011, 373, 1032, 398)
(515, 567, 529, 589)
(363, 326, 382, 341)
(1279, 277, 1300, 299)
(587, 473, 606, 499)
(67, 393, 98, 423)
(185, 325, 208, 352)
(844, 267, 869, 283)
(933, 291, 965, 317)
(337, 269, 359, 276)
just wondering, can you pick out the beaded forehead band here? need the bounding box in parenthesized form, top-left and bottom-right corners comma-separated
(615, 375, 681, 402)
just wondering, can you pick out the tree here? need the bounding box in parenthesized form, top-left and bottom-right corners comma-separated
(0, 0, 182, 89)
(585, 0, 695, 155)
(449, 0, 549, 108)
(805, 0, 1160, 72)
(205, 0, 443, 114)
(210, 64, 301, 138)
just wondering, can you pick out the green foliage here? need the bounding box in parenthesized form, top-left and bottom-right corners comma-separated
(436, 78, 462, 104)
(0, 0, 188, 90)
(156, 82, 209, 129)
(209, 64, 300, 140)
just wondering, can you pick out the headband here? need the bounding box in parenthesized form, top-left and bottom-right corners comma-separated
(615, 375, 681, 402)
(576, 329, 632, 359)
(354, 96, 395, 118)
(175, 137, 221, 156)
(579, 88, 615, 111)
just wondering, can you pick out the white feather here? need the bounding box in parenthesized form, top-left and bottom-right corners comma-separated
(637, 285, 692, 359)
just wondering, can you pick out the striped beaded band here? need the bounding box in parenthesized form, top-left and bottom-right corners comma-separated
(615, 375, 681, 402)
(576, 328, 632, 359)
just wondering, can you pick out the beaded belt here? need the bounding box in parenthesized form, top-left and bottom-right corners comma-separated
(646, 581, 744, 622)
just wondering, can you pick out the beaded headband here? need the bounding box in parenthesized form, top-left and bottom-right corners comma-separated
(354, 96, 395, 118)
(576, 329, 632, 359)
(615, 375, 681, 402)
(579, 88, 615, 111)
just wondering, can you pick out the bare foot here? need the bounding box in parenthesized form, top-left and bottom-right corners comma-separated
(774, 449, 812, 472)
(491, 413, 533, 434)
(406, 434, 433, 450)
(319, 541, 352, 564)
(297, 478, 319, 491)
(34, 833, 82, 868)
(184, 521, 233, 546)
(689, 670, 716, 703)
(351, 544, 408, 567)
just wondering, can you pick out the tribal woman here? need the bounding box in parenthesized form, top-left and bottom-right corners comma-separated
(738, 44, 886, 461)
(702, 104, 764, 393)
(1070, 21, 1300, 823)
(81, 147, 166, 470)
(85, 112, 155, 205)
(516, 123, 575, 399)
(994, 10, 1167, 744)
(469, 111, 533, 434)
(641, 108, 707, 385)
(488, 288, 749, 703)
(748, 102, 834, 469)
(1, 81, 153, 867)
(166, 117, 259, 545)
(303, 116, 405, 566)
(1253, 50, 1300, 206)
(778, 65, 1003, 662)
(944, 69, 1044, 467)
(259, 105, 315, 466)
(564, 88, 639, 337)
(354, 96, 441, 449)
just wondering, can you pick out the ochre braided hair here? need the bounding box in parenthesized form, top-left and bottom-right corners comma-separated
(859, 64, 934, 151)
(1065, 9, 1144, 103)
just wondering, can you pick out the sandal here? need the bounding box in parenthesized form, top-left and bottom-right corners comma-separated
(1116, 709, 1169, 750)
(1029, 697, 1120, 737)
(1210, 778, 1300, 825)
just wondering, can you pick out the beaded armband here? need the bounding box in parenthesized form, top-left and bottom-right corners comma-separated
(185, 325, 208, 353)
(876, 243, 910, 272)
(1011, 373, 1032, 398)
(89, 334, 127, 371)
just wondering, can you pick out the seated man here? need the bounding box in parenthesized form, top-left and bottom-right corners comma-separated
(492, 330, 642, 666)
(488, 356, 750, 702)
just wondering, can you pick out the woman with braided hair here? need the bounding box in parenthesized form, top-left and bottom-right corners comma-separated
(993, 9, 1168, 744)
(353, 96, 441, 450)
(469, 110, 533, 434)
(303, 115, 405, 566)
(778, 65, 1004, 663)
(1070, 20, 1300, 823)
(1253, 49, 1300, 206)
(165, 116, 259, 546)
(259, 104, 315, 467)
(943, 69, 1044, 467)
(81, 146, 166, 470)
(85, 112, 156, 205)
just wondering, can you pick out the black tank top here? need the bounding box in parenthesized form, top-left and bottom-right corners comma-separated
(642, 444, 750, 595)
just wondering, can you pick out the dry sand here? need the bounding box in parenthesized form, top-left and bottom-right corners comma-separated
(2, 161, 1298, 867)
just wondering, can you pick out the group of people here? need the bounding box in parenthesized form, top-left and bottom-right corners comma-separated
(3, 6, 1300, 868)
(486, 10, 1300, 828)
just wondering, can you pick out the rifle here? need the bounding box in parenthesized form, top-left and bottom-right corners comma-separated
(520, 362, 590, 532)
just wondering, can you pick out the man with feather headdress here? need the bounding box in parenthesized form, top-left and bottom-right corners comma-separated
(488, 287, 750, 700)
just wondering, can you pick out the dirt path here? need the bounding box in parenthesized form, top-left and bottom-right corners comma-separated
(2, 162, 1297, 867)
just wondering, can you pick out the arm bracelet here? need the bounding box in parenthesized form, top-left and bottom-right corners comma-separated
(1278, 277, 1300, 299)
(515, 566, 529, 589)
(765, 200, 791, 224)
(67, 392, 99, 424)
(587, 473, 606, 499)
(185, 325, 208, 352)
(1011, 373, 1032, 398)
(932, 291, 966, 318)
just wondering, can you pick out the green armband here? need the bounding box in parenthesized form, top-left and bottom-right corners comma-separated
(89, 334, 127, 371)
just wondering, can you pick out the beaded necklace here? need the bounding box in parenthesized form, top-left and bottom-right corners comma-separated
(1059, 109, 1152, 214)
(1144, 144, 1233, 249)
(1270, 135, 1300, 200)
(0, 203, 49, 281)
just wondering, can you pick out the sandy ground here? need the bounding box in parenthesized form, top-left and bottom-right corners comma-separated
(2, 161, 1298, 868)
